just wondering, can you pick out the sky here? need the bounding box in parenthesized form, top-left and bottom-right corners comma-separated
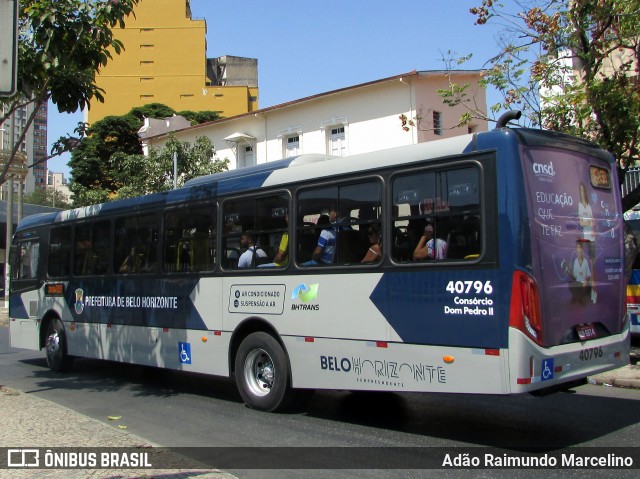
(45, 0, 506, 177)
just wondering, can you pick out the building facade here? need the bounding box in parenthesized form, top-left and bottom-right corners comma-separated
(88, 0, 258, 125)
(1, 101, 47, 196)
(143, 70, 488, 170)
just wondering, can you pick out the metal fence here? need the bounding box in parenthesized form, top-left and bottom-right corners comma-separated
(622, 167, 640, 198)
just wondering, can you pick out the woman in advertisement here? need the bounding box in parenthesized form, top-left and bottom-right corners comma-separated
(578, 183, 597, 303)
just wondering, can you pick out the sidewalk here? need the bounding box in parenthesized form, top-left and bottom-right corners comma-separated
(0, 308, 235, 479)
(0, 385, 235, 479)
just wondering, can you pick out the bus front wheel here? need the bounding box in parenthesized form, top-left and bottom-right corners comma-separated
(45, 319, 70, 372)
(235, 332, 293, 412)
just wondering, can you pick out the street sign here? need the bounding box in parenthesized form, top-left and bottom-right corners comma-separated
(0, 0, 19, 97)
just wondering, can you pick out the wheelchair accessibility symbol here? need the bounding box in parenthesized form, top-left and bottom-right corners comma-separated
(179, 342, 192, 364)
(541, 358, 554, 381)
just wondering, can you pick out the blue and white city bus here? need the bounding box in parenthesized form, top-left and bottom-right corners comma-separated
(9, 113, 630, 411)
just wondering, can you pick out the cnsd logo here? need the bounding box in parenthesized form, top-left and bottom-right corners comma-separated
(532, 161, 556, 181)
(291, 283, 319, 310)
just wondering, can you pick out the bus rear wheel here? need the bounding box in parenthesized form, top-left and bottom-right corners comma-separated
(235, 332, 293, 412)
(45, 319, 70, 372)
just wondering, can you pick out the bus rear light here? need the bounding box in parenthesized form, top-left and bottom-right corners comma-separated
(484, 349, 500, 356)
(214, 331, 222, 336)
(163, 328, 169, 333)
(517, 377, 532, 385)
(614, 351, 621, 358)
(376, 341, 388, 348)
(304, 337, 315, 343)
(510, 270, 543, 346)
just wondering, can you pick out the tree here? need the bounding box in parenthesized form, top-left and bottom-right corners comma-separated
(112, 135, 229, 198)
(68, 113, 143, 193)
(23, 188, 72, 209)
(68, 103, 224, 202)
(178, 110, 222, 125)
(71, 135, 229, 207)
(0, 0, 140, 185)
(445, 1, 640, 210)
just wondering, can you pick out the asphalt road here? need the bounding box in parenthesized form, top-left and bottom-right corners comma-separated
(2, 326, 640, 479)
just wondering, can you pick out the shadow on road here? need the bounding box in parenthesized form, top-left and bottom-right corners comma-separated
(19, 353, 640, 452)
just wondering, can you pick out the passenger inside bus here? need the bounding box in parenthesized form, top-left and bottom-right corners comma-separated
(413, 224, 447, 260)
(119, 247, 140, 273)
(302, 215, 335, 266)
(238, 231, 268, 268)
(258, 212, 289, 268)
(361, 224, 382, 263)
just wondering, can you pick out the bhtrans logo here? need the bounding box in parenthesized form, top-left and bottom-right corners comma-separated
(291, 283, 319, 311)
(532, 161, 556, 181)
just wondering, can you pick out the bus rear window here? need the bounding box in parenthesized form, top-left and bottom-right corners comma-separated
(590, 166, 611, 189)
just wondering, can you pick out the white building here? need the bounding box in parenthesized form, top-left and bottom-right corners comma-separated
(46, 171, 72, 205)
(142, 70, 488, 169)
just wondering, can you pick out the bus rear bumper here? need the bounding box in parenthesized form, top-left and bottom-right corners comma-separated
(507, 326, 630, 394)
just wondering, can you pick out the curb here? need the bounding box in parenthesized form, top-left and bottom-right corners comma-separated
(588, 376, 640, 389)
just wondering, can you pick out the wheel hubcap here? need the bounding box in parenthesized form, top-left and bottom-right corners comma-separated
(243, 348, 275, 397)
(46, 331, 60, 360)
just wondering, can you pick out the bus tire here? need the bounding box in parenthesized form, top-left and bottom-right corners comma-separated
(45, 319, 70, 372)
(235, 332, 293, 412)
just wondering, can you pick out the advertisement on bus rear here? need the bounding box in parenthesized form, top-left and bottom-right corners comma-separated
(521, 146, 624, 346)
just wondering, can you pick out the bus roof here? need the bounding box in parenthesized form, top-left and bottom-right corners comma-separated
(15, 127, 613, 233)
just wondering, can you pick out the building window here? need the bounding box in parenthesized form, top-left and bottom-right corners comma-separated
(328, 126, 346, 157)
(238, 145, 255, 168)
(433, 111, 443, 136)
(285, 135, 300, 158)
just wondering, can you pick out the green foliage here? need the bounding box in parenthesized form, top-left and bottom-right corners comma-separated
(69, 103, 225, 203)
(129, 103, 177, 121)
(0, 0, 140, 185)
(108, 135, 229, 200)
(445, 1, 640, 209)
(69, 186, 111, 208)
(72, 134, 229, 206)
(23, 188, 72, 209)
(68, 113, 143, 193)
(178, 110, 222, 125)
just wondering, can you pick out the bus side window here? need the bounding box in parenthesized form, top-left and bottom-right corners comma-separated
(164, 205, 215, 273)
(115, 214, 159, 274)
(12, 238, 40, 281)
(392, 166, 481, 263)
(48, 226, 72, 277)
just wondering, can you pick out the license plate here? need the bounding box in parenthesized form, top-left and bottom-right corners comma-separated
(576, 323, 597, 340)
